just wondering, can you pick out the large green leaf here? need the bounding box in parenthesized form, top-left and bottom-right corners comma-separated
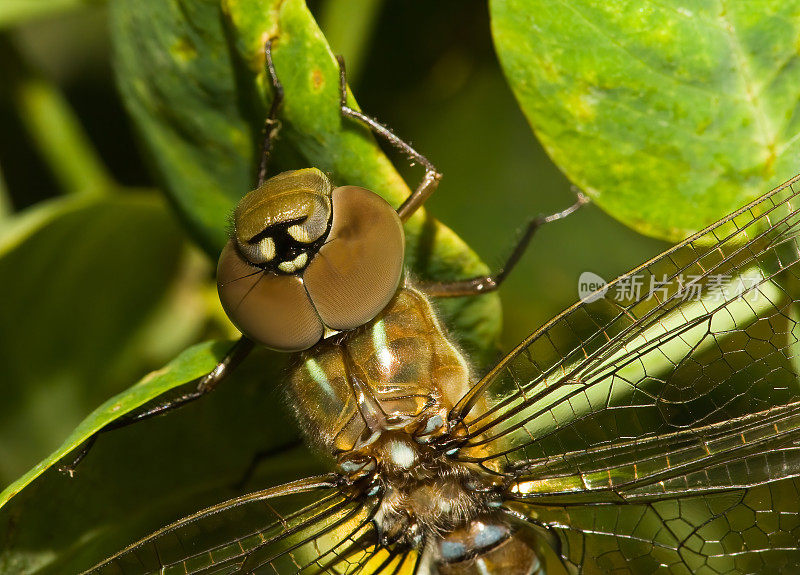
(110, 0, 501, 358)
(491, 0, 800, 241)
(0, 341, 317, 574)
(0, 195, 243, 574)
(0, 194, 196, 487)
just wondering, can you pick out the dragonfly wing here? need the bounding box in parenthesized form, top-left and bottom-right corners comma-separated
(82, 474, 383, 575)
(506, 477, 800, 574)
(505, 400, 800, 501)
(502, 402, 800, 573)
(453, 174, 800, 472)
(447, 175, 800, 571)
(509, 464, 800, 575)
(330, 546, 420, 575)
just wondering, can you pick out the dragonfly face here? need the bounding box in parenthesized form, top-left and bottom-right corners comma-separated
(82, 45, 800, 575)
(217, 168, 405, 351)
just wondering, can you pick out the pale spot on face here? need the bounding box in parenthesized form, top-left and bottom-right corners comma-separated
(288, 223, 312, 242)
(292, 252, 308, 268)
(256, 237, 276, 262)
(277, 252, 308, 273)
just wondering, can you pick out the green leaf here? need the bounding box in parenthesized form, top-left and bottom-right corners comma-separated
(110, 0, 501, 358)
(0, 194, 192, 486)
(0, 341, 225, 507)
(0, 343, 318, 575)
(491, 0, 800, 241)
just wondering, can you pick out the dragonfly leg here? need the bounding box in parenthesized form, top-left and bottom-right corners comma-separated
(336, 55, 442, 222)
(257, 39, 285, 187)
(60, 337, 255, 476)
(500, 506, 570, 574)
(420, 188, 589, 298)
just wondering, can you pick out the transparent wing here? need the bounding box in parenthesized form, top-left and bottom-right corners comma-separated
(83, 474, 387, 575)
(454, 173, 800, 468)
(505, 400, 800, 501)
(447, 175, 800, 571)
(505, 476, 800, 574)
(502, 402, 800, 573)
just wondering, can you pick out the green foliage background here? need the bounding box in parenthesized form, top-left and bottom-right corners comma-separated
(0, 0, 797, 573)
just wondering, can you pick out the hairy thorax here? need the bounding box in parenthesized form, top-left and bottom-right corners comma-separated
(287, 287, 473, 455)
(286, 287, 542, 574)
(368, 432, 499, 544)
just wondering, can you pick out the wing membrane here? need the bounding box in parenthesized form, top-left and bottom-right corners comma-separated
(454, 174, 800, 471)
(83, 474, 382, 575)
(500, 402, 800, 572)
(449, 175, 800, 572)
(505, 400, 800, 503)
(505, 476, 800, 574)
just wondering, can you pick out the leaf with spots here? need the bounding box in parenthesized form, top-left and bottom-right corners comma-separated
(491, 0, 800, 241)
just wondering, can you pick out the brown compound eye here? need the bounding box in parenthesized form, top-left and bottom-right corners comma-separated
(217, 170, 404, 352)
(303, 186, 404, 331)
(217, 242, 325, 351)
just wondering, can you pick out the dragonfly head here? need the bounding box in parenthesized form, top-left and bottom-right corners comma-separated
(217, 168, 405, 352)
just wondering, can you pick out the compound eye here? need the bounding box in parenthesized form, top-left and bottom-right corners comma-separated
(303, 186, 405, 331)
(233, 168, 333, 273)
(217, 176, 405, 352)
(217, 242, 324, 351)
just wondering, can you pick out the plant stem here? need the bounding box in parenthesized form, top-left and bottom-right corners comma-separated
(0, 34, 114, 198)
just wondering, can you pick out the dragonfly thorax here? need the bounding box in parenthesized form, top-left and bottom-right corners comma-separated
(371, 435, 497, 542)
(372, 438, 501, 545)
(287, 287, 474, 454)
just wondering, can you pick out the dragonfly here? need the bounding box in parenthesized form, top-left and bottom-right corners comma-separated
(75, 41, 800, 574)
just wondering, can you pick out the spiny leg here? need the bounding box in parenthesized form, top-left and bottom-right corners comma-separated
(336, 54, 586, 290)
(420, 189, 589, 297)
(258, 39, 285, 187)
(60, 337, 254, 475)
(336, 55, 441, 222)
